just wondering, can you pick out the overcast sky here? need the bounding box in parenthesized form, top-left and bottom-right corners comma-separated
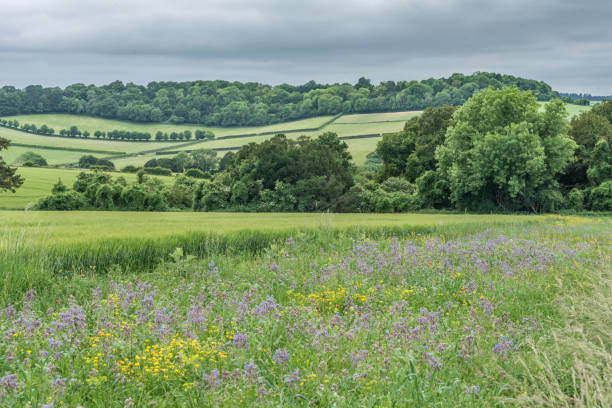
(1, 0, 610, 94)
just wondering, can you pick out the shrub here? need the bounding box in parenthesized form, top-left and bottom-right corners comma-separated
(184, 168, 209, 179)
(121, 165, 141, 173)
(15, 151, 48, 167)
(35, 191, 87, 210)
(143, 167, 172, 176)
(590, 181, 612, 211)
(568, 188, 585, 211)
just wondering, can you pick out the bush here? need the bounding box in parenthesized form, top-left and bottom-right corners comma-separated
(35, 191, 87, 210)
(121, 165, 141, 173)
(78, 155, 115, 170)
(590, 181, 612, 211)
(15, 151, 47, 167)
(568, 188, 585, 211)
(184, 168, 209, 179)
(143, 166, 172, 176)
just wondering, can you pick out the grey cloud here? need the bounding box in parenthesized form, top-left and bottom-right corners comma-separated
(0, 0, 610, 93)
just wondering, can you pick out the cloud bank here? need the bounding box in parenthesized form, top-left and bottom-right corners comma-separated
(1, 0, 610, 93)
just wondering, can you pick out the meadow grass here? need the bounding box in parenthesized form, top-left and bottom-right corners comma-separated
(1, 146, 106, 166)
(0, 215, 608, 406)
(0, 168, 173, 209)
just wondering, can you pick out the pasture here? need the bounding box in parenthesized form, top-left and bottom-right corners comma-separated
(1, 146, 106, 166)
(334, 110, 422, 124)
(0, 213, 609, 406)
(1, 114, 336, 139)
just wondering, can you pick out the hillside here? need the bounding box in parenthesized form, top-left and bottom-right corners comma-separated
(0, 72, 557, 126)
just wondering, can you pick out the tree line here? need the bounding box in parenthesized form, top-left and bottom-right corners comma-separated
(0, 72, 557, 127)
(0, 119, 215, 142)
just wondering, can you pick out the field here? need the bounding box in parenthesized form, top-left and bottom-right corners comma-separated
(2, 103, 589, 172)
(0, 167, 172, 209)
(1, 112, 418, 169)
(0, 213, 609, 406)
(334, 111, 422, 124)
(538, 101, 592, 118)
(1, 114, 336, 138)
(0, 146, 106, 166)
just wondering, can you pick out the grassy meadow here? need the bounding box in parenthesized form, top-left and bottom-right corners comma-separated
(1, 146, 106, 166)
(0, 212, 609, 406)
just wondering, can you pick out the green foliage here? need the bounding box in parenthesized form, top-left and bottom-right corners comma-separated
(14, 151, 48, 167)
(143, 166, 172, 176)
(0, 72, 558, 126)
(590, 180, 612, 211)
(363, 151, 382, 171)
(436, 88, 575, 211)
(567, 188, 585, 211)
(0, 137, 24, 192)
(184, 168, 208, 179)
(376, 105, 457, 181)
(209, 132, 353, 212)
(35, 190, 87, 210)
(51, 178, 67, 193)
(35, 170, 171, 211)
(120, 165, 140, 173)
(78, 154, 115, 170)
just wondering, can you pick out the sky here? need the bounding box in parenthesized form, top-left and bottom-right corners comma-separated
(1, 0, 611, 94)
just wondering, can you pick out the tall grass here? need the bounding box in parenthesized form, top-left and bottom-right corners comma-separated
(0, 217, 550, 304)
(505, 244, 612, 407)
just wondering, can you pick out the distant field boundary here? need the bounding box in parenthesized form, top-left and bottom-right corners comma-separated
(155, 132, 388, 155)
(0, 113, 343, 144)
(10, 142, 126, 155)
(333, 119, 410, 125)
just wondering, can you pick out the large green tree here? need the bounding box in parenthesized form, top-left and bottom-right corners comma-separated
(436, 87, 575, 212)
(0, 138, 24, 192)
(376, 105, 457, 182)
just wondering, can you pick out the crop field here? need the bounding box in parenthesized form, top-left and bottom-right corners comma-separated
(334, 111, 422, 124)
(0, 167, 172, 209)
(0, 213, 609, 406)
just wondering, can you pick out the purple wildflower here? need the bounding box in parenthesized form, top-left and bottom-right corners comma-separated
(272, 349, 290, 367)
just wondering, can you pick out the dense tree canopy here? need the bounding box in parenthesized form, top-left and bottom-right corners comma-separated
(197, 133, 354, 211)
(0, 73, 557, 126)
(436, 87, 576, 212)
(376, 105, 457, 182)
(0, 137, 24, 192)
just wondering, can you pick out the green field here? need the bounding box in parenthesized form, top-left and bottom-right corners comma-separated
(1, 103, 590, 171)
(0, 167, 172, 209)
(334, 111, 422, 124)
(1, 146, 107, 166)
(0, 211, 548, 245)
(0, 126, 168, 153)
(0, 213, 609, 406)
(1, 114, 335, 138)
(538, 101, 592, 118)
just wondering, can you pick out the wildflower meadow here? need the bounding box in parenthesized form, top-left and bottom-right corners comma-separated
(0, 215, 610, 407)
